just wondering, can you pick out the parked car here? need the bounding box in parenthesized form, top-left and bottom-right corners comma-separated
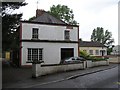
(63, 57, 84, 64)
(77, 56, 86, 61)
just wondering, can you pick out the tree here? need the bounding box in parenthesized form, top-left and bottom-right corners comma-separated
(28, 16, 36, 21)
(2, 2, 27, 52)
(91, 27, 114, 47)
(48, 4, 78, 25)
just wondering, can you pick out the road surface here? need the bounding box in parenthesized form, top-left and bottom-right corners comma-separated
(29, 66, 119, 88)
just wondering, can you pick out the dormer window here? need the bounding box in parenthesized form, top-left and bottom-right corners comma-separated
(65, 30, 70, 40)
(32, 28, 39, 39)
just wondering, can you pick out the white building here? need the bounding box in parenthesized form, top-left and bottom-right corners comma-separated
(20, 9, 79, 66)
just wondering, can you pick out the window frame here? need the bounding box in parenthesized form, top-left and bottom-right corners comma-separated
(95, 50, 99, 55)
(27, 48, 43, 61)
(32, 28, 39, 39)
(64, 30, 70, 40)
(89, 50, 93, 55)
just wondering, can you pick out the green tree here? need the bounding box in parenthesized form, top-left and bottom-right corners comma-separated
(48, 4, 78, 25)
(91, 27, 114, 47)
(28, 16, 36, 21)
(2, 2, 27, 51)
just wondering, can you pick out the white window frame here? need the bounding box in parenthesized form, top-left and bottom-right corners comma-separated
(89, 50, 93, 55)
(27, 48, 43, 61)
(95, 50, 99, 55)
(32, 28, 39, 39)
(64, 30, 70, 40)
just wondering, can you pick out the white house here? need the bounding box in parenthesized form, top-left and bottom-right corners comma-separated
(20, 9, 79, 66)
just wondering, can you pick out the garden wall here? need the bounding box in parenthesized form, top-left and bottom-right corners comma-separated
(32, 62, 86, 77)
(86, 60, 109, 68)
(32, 60, 109, 77)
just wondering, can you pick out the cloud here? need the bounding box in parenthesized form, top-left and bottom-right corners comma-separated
(15, 0, 119, 45)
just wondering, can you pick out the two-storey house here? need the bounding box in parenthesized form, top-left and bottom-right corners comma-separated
(20, 9, 79, 66)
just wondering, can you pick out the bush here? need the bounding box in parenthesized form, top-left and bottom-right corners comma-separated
(79, 50, 89, 59)
(79, 50, 107, 61)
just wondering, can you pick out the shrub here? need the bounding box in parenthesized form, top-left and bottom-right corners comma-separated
(79, 50, 89, 59)
(79, 50, 107, 61)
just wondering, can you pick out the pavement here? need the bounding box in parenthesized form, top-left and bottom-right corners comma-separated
(2, 63, 118, 88)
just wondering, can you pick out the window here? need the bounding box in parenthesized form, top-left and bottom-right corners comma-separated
(83, 50, 87, 53)
(95, 50, 99, 55)
(89, 50, 93, 55)
(64, 30, 70, 40)
(27, 48, 43, 61)
(32, 28, 39, 39)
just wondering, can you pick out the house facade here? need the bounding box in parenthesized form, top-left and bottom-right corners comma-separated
(20, 9, 79, 66)
(79, 40, 107, 56)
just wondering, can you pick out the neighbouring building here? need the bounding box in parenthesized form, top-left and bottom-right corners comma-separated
(20, 9, 79, 66)
(79, 40, 107, 56)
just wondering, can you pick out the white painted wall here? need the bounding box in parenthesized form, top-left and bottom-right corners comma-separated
(21, 42, 78, 65)
(32, 62, 84, 77)
(22, 23, 78, 41)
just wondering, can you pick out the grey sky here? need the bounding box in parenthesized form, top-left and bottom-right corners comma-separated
(15, 0, 119, 45)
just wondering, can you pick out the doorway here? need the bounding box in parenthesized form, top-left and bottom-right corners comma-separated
(60, 48, 74, 63)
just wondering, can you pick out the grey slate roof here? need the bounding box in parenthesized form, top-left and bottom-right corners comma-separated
(79, 40, 106, 47)
(32, 12, 66, 24)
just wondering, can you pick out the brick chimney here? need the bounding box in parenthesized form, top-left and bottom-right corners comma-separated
(36, 9, 45, 17)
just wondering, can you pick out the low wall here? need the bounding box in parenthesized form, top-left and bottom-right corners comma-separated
(32, 60, 109, 77)
(32, 62, 85, 77)
(109, 56, 120, 64)
(86, 60, 109, 68)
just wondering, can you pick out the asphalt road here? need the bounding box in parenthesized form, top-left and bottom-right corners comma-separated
(30, 66, 119, 88)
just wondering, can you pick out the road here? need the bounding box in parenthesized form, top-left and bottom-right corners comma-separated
(29, 66, 119, 88)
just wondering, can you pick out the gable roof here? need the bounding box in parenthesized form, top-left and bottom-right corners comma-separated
(79, 40, 106, 47)
(31, 9, 66, 25)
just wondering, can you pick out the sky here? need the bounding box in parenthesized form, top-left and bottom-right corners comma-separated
(15, 0, 119, 45)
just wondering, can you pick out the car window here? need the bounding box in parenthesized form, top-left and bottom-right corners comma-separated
(72, 57, 76, 60)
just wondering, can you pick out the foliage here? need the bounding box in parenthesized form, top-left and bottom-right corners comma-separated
(79, 50, 107, 61)
(107, 45, 115, 55)
(28, 16, 36, 21)
(79, 50, 90, 59)
(48, 4, 78, 25)
(2, 2, 27, 51)
(91, 27, 114, 47)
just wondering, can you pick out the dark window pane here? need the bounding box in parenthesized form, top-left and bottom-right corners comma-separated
(65, 30, 70, 40)
(32, 28, 39, 39)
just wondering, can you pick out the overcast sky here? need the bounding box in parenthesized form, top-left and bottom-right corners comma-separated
(15, 0, 119, 45)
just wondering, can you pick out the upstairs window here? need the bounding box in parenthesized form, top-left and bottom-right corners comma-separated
(32, 28, 39, 39)
(65, 30, 70, 40)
